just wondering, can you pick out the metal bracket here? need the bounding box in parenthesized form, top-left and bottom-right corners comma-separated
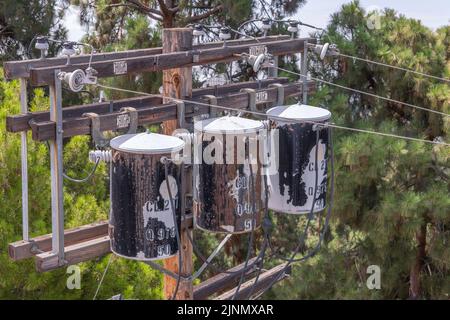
(29, 239, 44, 254)
(82, 112, 110, 148)
(202, 95, 219, 118)
(302, 40, 309, 104)
(240, 88, 257, 113)
(192, 49, 200, 63)
(118, 107, 138, 134)
(268, 83, 285, 106)
(173, 100, 186, 128)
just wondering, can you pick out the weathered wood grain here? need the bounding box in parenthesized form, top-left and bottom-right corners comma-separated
(29, 81, 315, 141)
(193, 257, 259, 300)
(35, 236, 111, 272)
(29, 38, 314, 86)
(214, 263, 291, 300)
(161, 28, 194, 301)
(4, 36, 289, 80)
(8, 221, 108, 261)
(6, 78, 288, 133)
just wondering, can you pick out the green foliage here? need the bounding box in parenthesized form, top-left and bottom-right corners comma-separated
(1, 0, 448, 301)
(268, 1, 450, 300)
(0, 0, 67, 61)
(0, 69, 162, 299)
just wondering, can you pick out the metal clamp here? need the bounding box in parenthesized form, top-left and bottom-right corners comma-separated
(173, 99, 186, 128)
(82, 112, 110, 148)
(118, 107, 138, 134)
(240, 88, 257, 117)
(202, 95, 219, 118)
(192, 49, 200, 63)
(268, 83, 285, 106)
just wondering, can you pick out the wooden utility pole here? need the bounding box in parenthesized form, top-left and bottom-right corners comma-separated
(162, 28, 194, 300)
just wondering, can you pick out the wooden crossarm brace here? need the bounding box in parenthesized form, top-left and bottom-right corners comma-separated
(29, 81, 316, 141)
(214, 263, 292, 300)
(6, 78, 288, 133)
(28, 38, 315, 86)
(4, 36, 289, 80)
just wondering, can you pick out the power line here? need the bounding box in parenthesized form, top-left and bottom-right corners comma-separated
(275, 66, 450, 118)
(253, 128, 336, 299)
(163, 158, 183, 300)
(94, 83, 450, 147)
(93, 81, 446, 300)
(93, 254, 113, 300)
(337, 52, 450, 84)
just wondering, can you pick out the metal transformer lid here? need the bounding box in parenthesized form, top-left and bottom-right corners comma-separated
(266, 103, 331, 122)
(194, 116, 264, 134)
(110, 132, 185, 155)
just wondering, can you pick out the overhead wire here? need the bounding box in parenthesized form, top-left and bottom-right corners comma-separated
(163, 157, 183, 300)
(275, 66, 450, 118)
(258, 128, 321, 296)
(93, 82, 338, 299)
(54, 19, 449, 300)
(246, 172, 271, 299)
(94, 83, 450, 147)
(63, 156, 101, 183)
(93, 254, 113, 300)
(89, 33, 449, 297)
(253, 126, 335, 299)
(231, 162, 258, 300)
(337, 52, 450, 84)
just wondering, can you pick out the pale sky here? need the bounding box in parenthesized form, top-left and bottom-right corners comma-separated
(64, 1, 450, 41)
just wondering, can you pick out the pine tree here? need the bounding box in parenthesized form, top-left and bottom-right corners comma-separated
(270, 1, 449, 300)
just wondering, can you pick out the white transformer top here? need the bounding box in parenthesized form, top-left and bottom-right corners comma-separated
(266, 103, 331, 122)
(110, 132, 185, 154)
(194, 116, 264, 134)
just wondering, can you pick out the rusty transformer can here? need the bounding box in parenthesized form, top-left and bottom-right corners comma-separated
(193, 116, 265, 233)
(109, 132, 185, 260)
(266, 104, 331, 214)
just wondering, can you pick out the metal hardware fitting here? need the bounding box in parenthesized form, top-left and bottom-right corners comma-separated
(240, 88, 257, 113)
(82, 112, 109, 148)
(192, 49, 200, 63)
(268, 83, 285, 106)
(173, 100, 186, 128)
(118, 107, 138, 134)
(201, 95, 219, 118)
(83, 107, 138, 147)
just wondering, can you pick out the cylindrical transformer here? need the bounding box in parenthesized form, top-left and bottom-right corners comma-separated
(193, 116, 265, 233)
(109, 132, 185, 261)
(266, 104, 331, 214)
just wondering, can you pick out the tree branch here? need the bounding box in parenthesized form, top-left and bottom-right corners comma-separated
(125, 0, 163, 17)
(186, 4, 224, 23)
(157, 0, 172, 16)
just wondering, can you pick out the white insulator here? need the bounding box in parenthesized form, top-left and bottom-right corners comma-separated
(219, 27, 232, 41)
(63, 69, 86, 92)
(287, 22, 299, 33)
(35, 37, 49, 51)
(261, 19, 271, 31)
(193, 24, 206, 37)
(247, 53, 266, 72)
(89, 150, 112, 163)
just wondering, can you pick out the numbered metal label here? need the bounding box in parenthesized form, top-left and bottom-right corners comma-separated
(113, 61, 127, 75)
(249, 45, 268, 56)
(205, 77, 228, 87)
(256, 91, 268, 103)
(116, 113, 130, 128)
